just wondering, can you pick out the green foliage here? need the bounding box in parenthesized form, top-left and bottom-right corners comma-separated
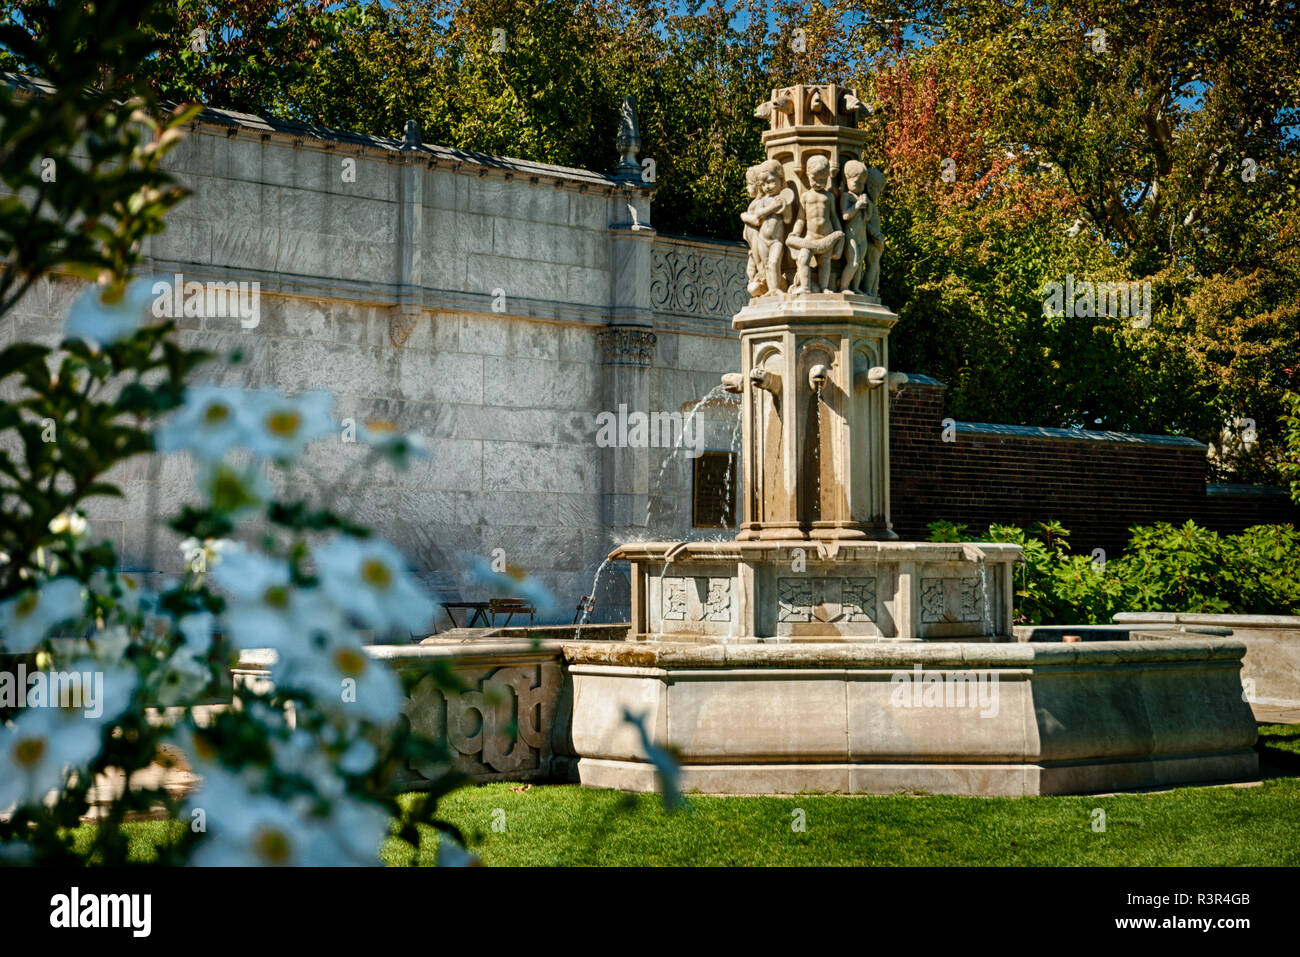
(0, 0, 463, 867)
(9, 3, 1293, 483)
(1282, 392, 1300, 504)
(928, 519, 1300, 624)
(0, 0, 199, 315)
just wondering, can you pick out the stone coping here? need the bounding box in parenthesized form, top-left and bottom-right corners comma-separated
(3, 72, 638, 192)
(1015, 623, 1234, 641)
(897, 373, 947, 388)
(1116, 612, 1300, 629)
(236, 640, 571, 672)
(609, 540, 1023, 563)
(560, 637, 1247, 669)
(954, 421, 1206, 448)
(235, 631, 1248, 674)
(731, 293, 898, 330)
(1206, 484, 1293, 496)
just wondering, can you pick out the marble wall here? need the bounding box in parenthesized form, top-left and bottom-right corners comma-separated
(0, 106, 751, 629)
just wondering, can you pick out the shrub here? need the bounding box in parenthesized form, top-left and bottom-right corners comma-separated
(928, 519, 1300, 624)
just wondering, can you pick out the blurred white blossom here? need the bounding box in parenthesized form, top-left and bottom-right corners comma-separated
(314, 536, 434, 638)
(0, 578, 85, 653)
(64, 278, 154, 346)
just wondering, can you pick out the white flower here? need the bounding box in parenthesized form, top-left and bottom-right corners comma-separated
(64, 278, 154, 346)
(78, 658, 137, 724)
(244, 389, 334, 461)
(47, 512, 88, 537)
(0, 578, 86, 654)
(155, 384, 257, 462)
(312, 797, 391, 865)
(338, 737, 378, 776)
(180, 537, 227, 574)
(187, 768, 334, 867)
(273, 632, 402, 726)
(86, 625, 133, 665)
(88, 569, 147, 618)
(313, 536, 434, 638)
(0, 708, 103, 811)
(210, 543, 287, 602)
(212, 546, 345, 654)
(436, 835, 479, 868)
(272, 730, 345, 800)
(177, 611, 215, 653)
(464, 554, 557, 619)
(151, 647, 210, 707)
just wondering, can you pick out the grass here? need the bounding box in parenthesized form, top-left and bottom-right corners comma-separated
(65, 725, 1300, 867)
(383, 776, 1300, 867)
(1258, 722, 1300, 758)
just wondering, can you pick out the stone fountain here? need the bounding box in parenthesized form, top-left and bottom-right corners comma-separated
(561, 84, 1258, 796)
(612, 83, 1019, 643)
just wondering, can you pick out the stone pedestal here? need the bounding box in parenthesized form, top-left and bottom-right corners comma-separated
(611, 540, 1019, 642)
(733, 293, 899, 540)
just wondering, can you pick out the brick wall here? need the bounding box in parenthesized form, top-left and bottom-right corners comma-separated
(889, 376, 1300, 554)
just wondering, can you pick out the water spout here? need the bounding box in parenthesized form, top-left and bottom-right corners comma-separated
(960, 543, 996, 637)
(852, 360, 888, 393)
(750, 368, 782, 395)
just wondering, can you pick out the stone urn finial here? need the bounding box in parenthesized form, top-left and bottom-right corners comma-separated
(614, 95, 643, 182)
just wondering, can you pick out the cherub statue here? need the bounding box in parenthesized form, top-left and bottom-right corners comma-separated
(862, 166, 886, 298)
(742, 164, 762, 293)
(837, 159, 870, 293)
(786, 155, 844, 294)
(739, 159, 792, 297)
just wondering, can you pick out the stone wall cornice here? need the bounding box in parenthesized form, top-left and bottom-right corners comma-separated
(3, 71, 647, 195)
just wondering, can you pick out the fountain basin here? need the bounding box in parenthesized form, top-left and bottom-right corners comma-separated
(564, 638, 1259, 796)
(612, 540, 1021, 641)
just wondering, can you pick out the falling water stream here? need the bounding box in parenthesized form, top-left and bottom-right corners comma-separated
(812, 382, 824, 522)
(961, 543, 995, 637)
(644, 385, 738, 528)
(573, 555, 612, 640)
(720, 407, 743, 531)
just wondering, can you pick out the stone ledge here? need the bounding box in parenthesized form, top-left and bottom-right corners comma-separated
(955, 421, 1207, 448)
(575, 753, 1260, 797)
(560, 637, 1248, 669)
(1116, 611, 1300, 629)
(610, 540, 1023, 563)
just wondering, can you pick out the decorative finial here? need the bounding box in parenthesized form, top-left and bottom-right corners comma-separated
(401, 119, 421, 151)
(614, 95, 642, 182)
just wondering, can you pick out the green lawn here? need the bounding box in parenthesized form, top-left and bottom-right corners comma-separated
(385, 775, 1300, 867)
(67, 725, 1300, 867)
(1258, 722, 1300, 758)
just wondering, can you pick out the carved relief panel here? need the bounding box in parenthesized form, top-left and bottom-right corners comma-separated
(405, 661, 560, 780)
(659, 575, 733, 623)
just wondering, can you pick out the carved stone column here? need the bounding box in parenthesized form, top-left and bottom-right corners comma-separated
(598, 326, 657, 529)
(733, 295, 897, 540)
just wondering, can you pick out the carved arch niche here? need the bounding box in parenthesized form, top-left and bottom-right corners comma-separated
(748, 340, 788, 527)
(796, 339, 839, 526)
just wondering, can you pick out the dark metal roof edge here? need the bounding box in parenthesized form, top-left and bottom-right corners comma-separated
(4, 71, 635, 189)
